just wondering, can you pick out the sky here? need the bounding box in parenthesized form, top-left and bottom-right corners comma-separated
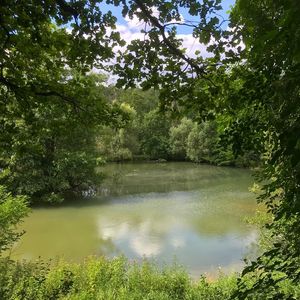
(101, 0, 236, 59)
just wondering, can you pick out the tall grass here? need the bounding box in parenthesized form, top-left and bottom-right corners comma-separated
(1, 256, 298, 299)
(0, 256, 237, 300)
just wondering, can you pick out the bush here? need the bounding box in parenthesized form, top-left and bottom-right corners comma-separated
(0, 186, 29, 254)
(169, 118, 194, 160)
(186, 122, 219, 163)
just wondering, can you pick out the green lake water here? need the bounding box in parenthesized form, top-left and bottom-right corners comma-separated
(13, 162, 257, 278)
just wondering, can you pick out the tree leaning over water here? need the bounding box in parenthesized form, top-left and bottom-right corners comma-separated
(0, 1, 128, 202)
(0, 0, 300, 298)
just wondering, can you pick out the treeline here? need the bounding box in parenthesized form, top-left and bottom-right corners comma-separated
(97, 88, 260, 167)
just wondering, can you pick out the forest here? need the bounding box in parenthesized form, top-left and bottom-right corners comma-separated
(0, 0, 299, 299)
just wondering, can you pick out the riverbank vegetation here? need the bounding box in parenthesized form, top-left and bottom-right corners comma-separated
(0, 256, 299, 300)
(0, 256, 298, 300)
(1, 0, 300, 299)
(97, 88, 260, 167)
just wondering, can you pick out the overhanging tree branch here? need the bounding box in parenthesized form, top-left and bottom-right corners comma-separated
(0, 75, 85, 113)
(133, 0, 206, 76)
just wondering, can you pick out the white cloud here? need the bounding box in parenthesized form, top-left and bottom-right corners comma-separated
(130, 236, 161, 257)
(130, 221, 162, 257)
(178, 33, 212, 58)
(116, 23, 145, 45)
(124, 8, 157, 32)
(125, 14, 146, 31)
(113, 18, 211, 59)
(170, 236, 186, 248)
(124, 7, 185, 32)
(100, 222, 129, 240)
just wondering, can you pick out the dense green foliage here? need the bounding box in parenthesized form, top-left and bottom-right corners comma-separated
(0, 1, 128, 203)
(0, 0, 299, 298)
(0, 73, 126, 203)
(225, 1, 300, 298)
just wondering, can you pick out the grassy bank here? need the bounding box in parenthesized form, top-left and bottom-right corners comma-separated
(0, 256, 237, 300)
(1, 256, 299, 300)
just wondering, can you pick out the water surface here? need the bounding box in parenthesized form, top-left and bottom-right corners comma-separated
(14, 162, 257, 278)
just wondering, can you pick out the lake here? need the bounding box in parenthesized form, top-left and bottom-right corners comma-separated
(13, 162, 257, 278)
